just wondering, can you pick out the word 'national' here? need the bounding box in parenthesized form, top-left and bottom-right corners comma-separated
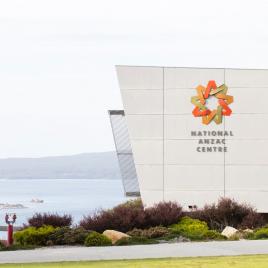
(191, 131, 234, 137)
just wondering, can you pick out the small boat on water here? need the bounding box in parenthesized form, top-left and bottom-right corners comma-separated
(30, 198, 44, 203)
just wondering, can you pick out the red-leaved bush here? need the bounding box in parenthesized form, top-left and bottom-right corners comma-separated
(27, 213, 73, 228)
(79, 199, 182, 233)
(187, 198, 265, 231)
(145, 201, 183, 227)
(79, 199, 145, 233)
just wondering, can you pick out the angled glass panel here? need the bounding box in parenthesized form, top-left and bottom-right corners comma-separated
(109, 110, 140, 196)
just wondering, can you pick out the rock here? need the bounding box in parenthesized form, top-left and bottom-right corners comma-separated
(221, 226, 239, 238)
(103, 230, 130, 244)
(243, 228, 253, 234)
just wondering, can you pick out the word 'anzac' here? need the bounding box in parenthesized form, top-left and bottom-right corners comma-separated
(191, 131, 234, 153)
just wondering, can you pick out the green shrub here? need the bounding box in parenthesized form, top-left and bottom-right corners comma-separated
(14, 225, 57, 246)
(227, 234, 240, 241)
(46, 227, 69, 245)
(170, 216, 223, 241)
(170, 216, 208, 240)
(252, 226, 268, 239)
(0, 241, 6, 250)
(204, 230, 226, 240)
(127, 226, 170, 239)
(84, 231, 112, 247)
(115, 236, 157, 246)
(243, 231, 255, 240)
(63, 227, 90, 245)
(47, 227, 90, 245)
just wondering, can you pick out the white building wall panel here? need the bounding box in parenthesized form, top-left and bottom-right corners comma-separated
(225, 140, 268, 165)
(164, 89, 193, 114)
(121, 90, 163, 115)
(225, 166, 268, 191)
(164, 165, 224, 191)
(131, 140, 163, 165)
(164, 115, 224, 139)
(117, 66, 163, 90)
(164, 67, 224, 89)
(225, 115, 268, 138)
(136, 165, 163, 191)
(126, 115, 163, 139)
(225, 69, 268, 87)
(164, 140, 224, 165)
(227, 88, 268, 114)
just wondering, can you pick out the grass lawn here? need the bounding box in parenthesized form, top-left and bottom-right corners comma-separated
(1, 255, 268, 268)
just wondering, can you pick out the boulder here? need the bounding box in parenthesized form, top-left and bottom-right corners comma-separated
(103, 230, 130, 244)
(221, 226, 238, 238)
(243, 228, 253, 234)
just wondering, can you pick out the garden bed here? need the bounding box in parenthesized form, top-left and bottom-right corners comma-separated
(1, 198, 268, 251)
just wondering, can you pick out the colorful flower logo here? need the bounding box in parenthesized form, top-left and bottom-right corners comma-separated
(191, 80, 233, 125)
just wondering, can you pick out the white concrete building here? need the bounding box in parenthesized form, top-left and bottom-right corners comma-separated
(114, 66, 268, 212)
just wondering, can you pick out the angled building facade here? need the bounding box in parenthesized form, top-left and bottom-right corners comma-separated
(114, 66, 268, 212)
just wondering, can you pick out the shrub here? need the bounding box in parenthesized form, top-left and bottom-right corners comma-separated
(14, 225, 57, 246)
(84, 232, 112, 247)
(80, 199, 182, 233)
(0, 241, 6, 250)
(240, 212, 265, 230)
(170, 216, 208, 240)
(115, 236, 157, 246)
(63, 227, 90, 245)
(27, 213, 72, 228)
(170, 216, 224, 241)
(251, 226, 268, 239)
(46, 227, 69, 245)
(204, 230, 226, 240)
(46, 227, 90, 246)
(80, 199, 146, 232)
(228, 234, 241, 241)
(188, 198, 265, 231)
(126, 228, 143, 237)
(127, 226, 170, 239)
(145, 202, 183, 227)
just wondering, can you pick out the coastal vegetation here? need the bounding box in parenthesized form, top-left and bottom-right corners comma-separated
(79, 199, 183, 233)
(84, 232, 112, 247)
(26, 213, 72, 228)
(14, 226, 57, 246)
(1, 198, 268, 250)
(244, 225, 268, 240)
(186, 197, 264, 231)
(46, 227, 90, 246)
(170, 217, 225, 241)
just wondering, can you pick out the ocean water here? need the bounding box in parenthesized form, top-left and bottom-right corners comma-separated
(0, 179, 129, 239)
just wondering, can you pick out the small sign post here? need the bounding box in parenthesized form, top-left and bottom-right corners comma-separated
(5, 213, 16, 246)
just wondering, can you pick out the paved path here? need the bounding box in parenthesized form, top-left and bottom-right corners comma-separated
(1, 240, 268, 263)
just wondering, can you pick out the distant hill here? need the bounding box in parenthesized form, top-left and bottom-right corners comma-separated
(0, 152, 121, 180)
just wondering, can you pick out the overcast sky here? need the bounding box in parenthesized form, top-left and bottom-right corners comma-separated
(0, 0, 267, 158)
